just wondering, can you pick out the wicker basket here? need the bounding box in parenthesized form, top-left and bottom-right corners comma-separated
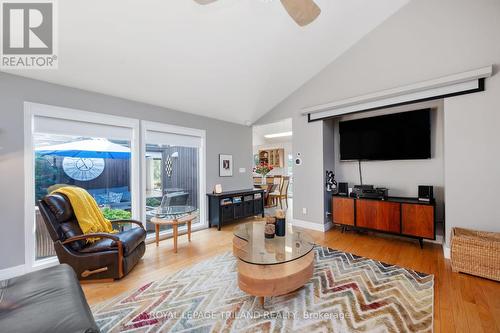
(451, 227, 500, 281)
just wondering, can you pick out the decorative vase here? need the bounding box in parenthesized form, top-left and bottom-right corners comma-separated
(275, 209, 286, 237)
(262, 175, 267, 183)
(266, 216, 276, 224)
(265, 224, 275, 238)
(275, 218, 286, 237)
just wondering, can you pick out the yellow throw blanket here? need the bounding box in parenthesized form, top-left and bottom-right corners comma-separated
(53, 186, 117, 242)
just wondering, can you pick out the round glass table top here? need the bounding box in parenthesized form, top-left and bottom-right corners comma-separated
(233, 222, 315, 265)
(154, 205, 197, 218)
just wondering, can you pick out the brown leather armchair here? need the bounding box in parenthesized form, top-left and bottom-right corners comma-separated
(38, 193, 146, 280)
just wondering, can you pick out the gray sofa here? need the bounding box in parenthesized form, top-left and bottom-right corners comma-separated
(0, 264, 99, 333)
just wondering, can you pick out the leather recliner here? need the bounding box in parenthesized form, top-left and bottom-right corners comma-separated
(38, 193, 146, 280)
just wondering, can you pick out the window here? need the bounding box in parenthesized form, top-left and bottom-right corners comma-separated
(25, 104, 205, 271)
(142, 123, 206, 238)
(25, 103, 140, 269)
(34, 135, 132, 260)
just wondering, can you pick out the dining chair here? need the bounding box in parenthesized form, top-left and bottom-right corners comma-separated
(264, 183, 278, 207)
(269, 176, 290, 209)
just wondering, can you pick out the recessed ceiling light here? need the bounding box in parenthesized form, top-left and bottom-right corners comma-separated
(264, 131, 292, 138)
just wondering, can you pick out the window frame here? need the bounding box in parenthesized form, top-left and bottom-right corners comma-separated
(24, 102, 140, 271)
(140, 120, 207, 241)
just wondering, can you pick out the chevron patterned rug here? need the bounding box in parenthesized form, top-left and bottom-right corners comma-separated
(92, 247, 434, 332)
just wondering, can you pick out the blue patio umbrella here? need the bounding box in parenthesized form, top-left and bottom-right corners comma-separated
(35, 138, 131, 159)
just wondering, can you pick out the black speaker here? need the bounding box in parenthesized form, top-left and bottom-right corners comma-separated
(418, 185, 433, 202)
(338, 182, 349, 196)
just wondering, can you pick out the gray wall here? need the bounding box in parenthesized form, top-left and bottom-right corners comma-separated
(291, 114, 326, 224)
(444, 73, 500, 245)
(0, 72, 253, 270)
(256, 0, 500, 243)
(322, 119, 335, 223)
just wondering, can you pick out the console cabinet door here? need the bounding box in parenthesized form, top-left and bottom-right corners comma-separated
(402, 204, 434, 239)
(332, 197, 355, 226)
(356, 200, 401, 233)
(254, 199, 263, 215)
(221, 205, 234, 222)
(233, 203, 244, 219)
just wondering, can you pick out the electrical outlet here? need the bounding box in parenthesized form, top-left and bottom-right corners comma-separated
(302, 208, 307, 215)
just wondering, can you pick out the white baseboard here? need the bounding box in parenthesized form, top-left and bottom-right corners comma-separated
(292, 219, 332, 232)
(0, 264, 26, 281)
(443, 244, 451, 259)
(425, 234, 443, 244)
(324, 221, 334, 232)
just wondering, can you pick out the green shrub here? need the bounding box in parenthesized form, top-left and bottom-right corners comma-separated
(102, 208, 132, 220)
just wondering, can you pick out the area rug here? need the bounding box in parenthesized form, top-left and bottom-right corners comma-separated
(92, 247, 434, 332)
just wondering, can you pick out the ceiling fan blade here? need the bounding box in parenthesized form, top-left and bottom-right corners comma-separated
(280, 0, 321, 27)
(193, 0, 218, 4)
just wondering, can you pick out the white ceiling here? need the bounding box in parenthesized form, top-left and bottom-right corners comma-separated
(253, 118, 292, 146)
(6, 0, 409, 125)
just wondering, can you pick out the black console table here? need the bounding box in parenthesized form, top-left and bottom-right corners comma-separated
(207, 189, 265, 230)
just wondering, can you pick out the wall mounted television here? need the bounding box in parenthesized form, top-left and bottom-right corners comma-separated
(339, 109, 431, 161)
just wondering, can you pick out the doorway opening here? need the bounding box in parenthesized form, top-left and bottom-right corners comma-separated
(252, 118, 293, 218)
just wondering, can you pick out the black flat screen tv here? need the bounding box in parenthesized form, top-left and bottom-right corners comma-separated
(339, 109, 431, 161)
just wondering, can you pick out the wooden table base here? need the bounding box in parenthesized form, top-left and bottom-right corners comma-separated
(152, 216, 195, 253)
(234, 241, 314, 306)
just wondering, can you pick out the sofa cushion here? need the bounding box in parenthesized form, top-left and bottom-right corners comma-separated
(120, 191, 131, 202)
(108, 192, 123, 203)
(111, 186, 131, 202)
(89, 186, 130, 203)
(79, 227, 146, 256)
(93, 193, 108, 205)
(94, 192, 123, 205)
(0, 264, 99, 333)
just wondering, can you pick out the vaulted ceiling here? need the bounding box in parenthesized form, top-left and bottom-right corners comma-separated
(6, 0, 409, 124)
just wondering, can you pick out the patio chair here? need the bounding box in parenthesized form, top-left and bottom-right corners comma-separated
(145, 191, 190, 232)
(160, 191, 189, 207)
(38, 193, 146, 280)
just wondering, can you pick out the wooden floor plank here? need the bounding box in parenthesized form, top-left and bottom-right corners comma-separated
(82, 220, 500, 332)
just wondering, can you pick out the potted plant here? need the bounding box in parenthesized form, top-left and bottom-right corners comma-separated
(254, 162, 274, 183)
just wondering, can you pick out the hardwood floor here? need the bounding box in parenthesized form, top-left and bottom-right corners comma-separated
(82, 219, 500, 332)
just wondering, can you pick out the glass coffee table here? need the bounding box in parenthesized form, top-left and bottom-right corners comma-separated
(233, 221, 315, 307)
(150, 206, 197, 253)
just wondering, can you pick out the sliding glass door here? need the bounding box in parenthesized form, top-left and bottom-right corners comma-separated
(25, 104, 205, 270)
(33, 134, 133, 260)
(25, 103, 140, 268)
(142, 123, 206, 238)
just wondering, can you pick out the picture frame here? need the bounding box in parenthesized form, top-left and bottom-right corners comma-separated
(219, 154, 233, 177)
